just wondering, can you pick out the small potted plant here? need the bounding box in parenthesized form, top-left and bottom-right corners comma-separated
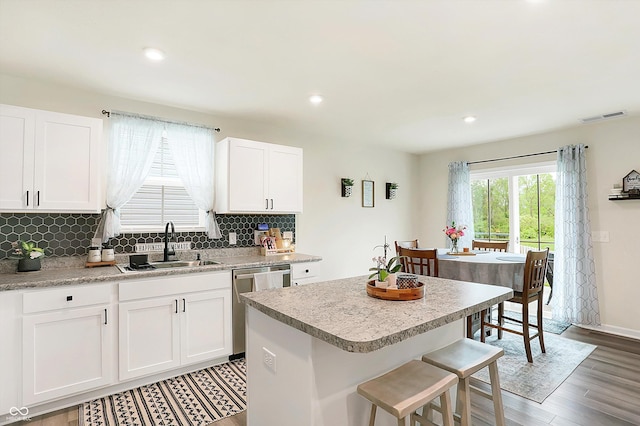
(10, 240, 45, 272)
(368, 237, 403, 288)
(369, 255, 403, 288)
(341, 178, 354, 197)
(386, 182, 398, 199)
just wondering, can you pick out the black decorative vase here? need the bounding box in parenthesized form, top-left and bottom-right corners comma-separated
(17, 258, 41, 272)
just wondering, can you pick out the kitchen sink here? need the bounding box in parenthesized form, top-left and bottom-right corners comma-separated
(116, 259, 221, 273)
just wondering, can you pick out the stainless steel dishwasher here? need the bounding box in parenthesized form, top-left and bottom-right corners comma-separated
(231, 264, 291, 357)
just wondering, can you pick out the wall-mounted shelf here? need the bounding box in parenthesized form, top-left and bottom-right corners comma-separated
(608, 195, 640, 201)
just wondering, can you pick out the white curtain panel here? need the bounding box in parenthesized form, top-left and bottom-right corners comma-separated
(446, 161, 475, 249)
(552, 144, 600, 326)
(96, 114, 160, 242)
(166, 123, 222, 239)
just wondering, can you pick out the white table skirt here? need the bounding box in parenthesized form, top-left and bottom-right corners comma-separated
(437, 249, 526, 291)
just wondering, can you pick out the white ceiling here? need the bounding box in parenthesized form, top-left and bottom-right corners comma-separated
(1, 0, 639, 154)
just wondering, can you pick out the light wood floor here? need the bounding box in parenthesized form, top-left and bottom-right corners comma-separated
(15, 326, 640, 426)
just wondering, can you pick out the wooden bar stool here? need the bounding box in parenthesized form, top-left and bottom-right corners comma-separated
(421, 339, 505, 426)
(357, 360, 458, 426)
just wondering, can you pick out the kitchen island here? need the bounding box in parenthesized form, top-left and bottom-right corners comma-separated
(241, 275, 512, 426)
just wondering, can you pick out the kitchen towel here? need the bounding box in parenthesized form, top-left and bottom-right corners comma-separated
(253, 271, 285, 291)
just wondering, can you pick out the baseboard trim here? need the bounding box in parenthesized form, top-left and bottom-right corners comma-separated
(574, 323, 640, 341)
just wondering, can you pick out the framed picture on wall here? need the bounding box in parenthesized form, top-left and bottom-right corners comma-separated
(362, 180, 374, 207)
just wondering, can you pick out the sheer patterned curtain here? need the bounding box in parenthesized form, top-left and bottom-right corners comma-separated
(95, 114, 160, 242)
(447, 161, 475, 249)
(552, 144, 600, 325)
(166, 123, 222, 239)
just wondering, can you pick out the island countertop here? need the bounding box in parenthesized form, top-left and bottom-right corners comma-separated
(240, 275, 512, 353)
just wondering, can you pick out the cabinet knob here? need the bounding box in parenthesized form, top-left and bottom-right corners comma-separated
(66, 296, 73, 301)
(305, 269, 309, 273)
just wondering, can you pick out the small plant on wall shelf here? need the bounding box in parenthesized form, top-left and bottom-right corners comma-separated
(341, 178, 354, 197)
(386, 182, 398, 200)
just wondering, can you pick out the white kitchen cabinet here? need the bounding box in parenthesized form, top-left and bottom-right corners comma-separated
(118, 271, 232, 381)
(215, 137, 303, 213)
(22, 284, 114, 405)
(291, 261, 322, 286)
(0, 104, 102, 212)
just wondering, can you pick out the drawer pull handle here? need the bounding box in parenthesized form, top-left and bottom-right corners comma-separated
(104, 308, 108, 325)
(66, 296, 73, 301)
(37, 190, 40, 206)
(26, 190, 29, 206)
(182, 298, 186, 313)
(175, 299, 178, 314)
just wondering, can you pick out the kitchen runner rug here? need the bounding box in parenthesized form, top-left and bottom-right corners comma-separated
(472, 332, 595, 403)
(79, 358, 246, 426)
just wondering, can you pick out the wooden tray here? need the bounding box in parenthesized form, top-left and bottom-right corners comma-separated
(85, 260, 117, 268)
(446, 251, 476, 256)
(366, 280, 425, 301)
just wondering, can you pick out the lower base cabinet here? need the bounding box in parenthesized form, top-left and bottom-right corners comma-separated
(22, 285, 113, 406)
(118, 271, 232, 381)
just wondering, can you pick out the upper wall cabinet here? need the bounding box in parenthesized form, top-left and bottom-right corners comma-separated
(0, 104, 103, 213)
(215, 137, 303, 214)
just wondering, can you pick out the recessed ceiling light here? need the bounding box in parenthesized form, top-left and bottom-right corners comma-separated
(143, 47, 166, 61)
(463, 116, 477, 123)
(309, 95, 323, 105)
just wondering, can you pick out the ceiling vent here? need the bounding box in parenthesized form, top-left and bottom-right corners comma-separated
(580, 110, 627, 124)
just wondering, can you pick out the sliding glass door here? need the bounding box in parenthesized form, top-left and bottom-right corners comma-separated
(471, 162, 556, 254)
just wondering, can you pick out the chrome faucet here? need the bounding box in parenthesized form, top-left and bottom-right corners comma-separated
(163, 221, 175, 262)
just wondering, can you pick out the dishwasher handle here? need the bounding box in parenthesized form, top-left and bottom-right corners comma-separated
(233, 269, 291, 303)
(235, 270, 290, 280)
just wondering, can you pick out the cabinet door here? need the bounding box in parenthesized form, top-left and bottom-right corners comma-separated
(119, 297, 180, 381)
(180, 288, 232, 365)
(228, 139, 268, 211)
(0, 105, 35, 210)
(268, 145, 303, 212)
(34, 111, 102, 212)
(22, 306, 112, 405)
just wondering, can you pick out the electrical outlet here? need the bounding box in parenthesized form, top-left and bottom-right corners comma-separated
(229, 232, 237, 245)
(263, 347, 276, 373)
(283, 231, 293, 240)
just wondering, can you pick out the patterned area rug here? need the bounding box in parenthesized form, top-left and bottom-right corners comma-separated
(80, 358, 246, 426)
(472, 332, 595, 403)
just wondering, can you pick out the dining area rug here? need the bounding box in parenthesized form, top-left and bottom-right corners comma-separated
(472, 332, 596, 403)
(80, 358, 246, 425)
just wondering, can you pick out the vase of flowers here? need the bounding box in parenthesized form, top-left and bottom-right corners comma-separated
(444, 222, 466, 254)
(10, 240, 45, 272)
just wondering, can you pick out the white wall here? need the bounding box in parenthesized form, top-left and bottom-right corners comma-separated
(5, 72, 637, 336)
(0, 73, 417, 284)
(417, 117, 640, 336)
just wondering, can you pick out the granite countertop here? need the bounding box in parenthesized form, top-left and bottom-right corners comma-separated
(241, 275, 512, 353)
(0, 252, 321, 291)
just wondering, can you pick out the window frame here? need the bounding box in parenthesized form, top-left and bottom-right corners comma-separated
(119, 138, 206, 233)
(470, 160, 556, 253)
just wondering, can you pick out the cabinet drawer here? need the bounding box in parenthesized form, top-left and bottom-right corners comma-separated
(23, 284, 111, 314)
(119, 270, 232, 302)
(291, 262, 321, 280)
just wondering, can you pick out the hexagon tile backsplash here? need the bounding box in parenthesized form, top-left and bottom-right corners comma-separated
(0, 213, 295, 259)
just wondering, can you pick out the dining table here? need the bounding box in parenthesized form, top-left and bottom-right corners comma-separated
(436, 248, 526, 338)
(437, 248, 526, 290)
